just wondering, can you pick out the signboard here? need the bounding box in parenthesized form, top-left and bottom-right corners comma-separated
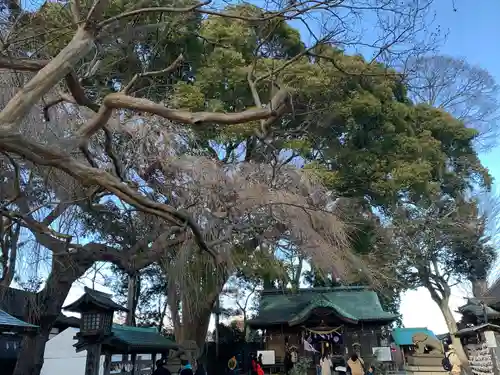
(484, 331, 497, 348)
(257, 350, 276, 365)
(372, 346, 392, 362)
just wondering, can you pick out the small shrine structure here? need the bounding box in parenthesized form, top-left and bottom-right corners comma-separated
(458, 298, 500, 327)
(391, 327, 438, 366)
(247, 287, 396, 373)
(64, 287, 178, 375)
(0, 309, 38, 375)
(455, 323, 500, 375)
(0, 309, 38, 334)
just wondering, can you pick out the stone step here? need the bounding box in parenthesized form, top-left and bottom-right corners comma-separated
(405, 364, 448, 375)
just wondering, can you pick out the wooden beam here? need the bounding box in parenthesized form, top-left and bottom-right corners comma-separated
(131, 353, 137, 375)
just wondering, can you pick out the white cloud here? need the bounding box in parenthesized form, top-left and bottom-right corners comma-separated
(400, 285, 468, 334)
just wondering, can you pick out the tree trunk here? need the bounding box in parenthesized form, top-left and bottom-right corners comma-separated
(177, 306, 212, 359)
(438, 299, 471, 373)
(13, 254, 91, 375)
(126, 273, 139, 326)
(292, 257, 303, 291)
(14, 327, 52, 375)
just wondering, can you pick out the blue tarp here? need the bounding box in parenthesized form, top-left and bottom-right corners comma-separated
(392, 327, 437, 346)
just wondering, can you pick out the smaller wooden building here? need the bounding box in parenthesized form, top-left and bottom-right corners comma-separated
(455, 323, 500, 375)
(247, 287, 396, 372)
(390, 327, 438, 366)
(0, 309, 39, 375)
(458, 298, 500, 327)
(65, 287, 179, 375)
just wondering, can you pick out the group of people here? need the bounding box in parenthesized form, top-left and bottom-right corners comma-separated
(151, 343, 462, 375)
(152, 358, 206, 375)
(318, 353, 374, 375)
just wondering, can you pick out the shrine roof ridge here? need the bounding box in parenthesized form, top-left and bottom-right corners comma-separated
(248, 286, 396, 328)
(261, 286, 369, 295)
(64, 286, 128, 313)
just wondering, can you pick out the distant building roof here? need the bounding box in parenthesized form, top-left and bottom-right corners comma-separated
(0, 286, 79, 329)
(74, 325, 178, 354)
(55, 315, 80, 328)
(485, 280, 500, 308)
(0, 309, 38, 333)
(391, 327, 437, 346)
(458, 298, 500, 318)
(455, 323, 500, 338)
(247, 287, 397, 328)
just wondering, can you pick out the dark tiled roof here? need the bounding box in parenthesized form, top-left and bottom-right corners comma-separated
(0, 309, 38, 333)
(455, 323, 500, 337)
(0, 286, 80, 328)
(54, 315, 80, 328)
(486, 279, 500, 307)
(247, 287, 396, 328)
(64, 287, 128, 313)
(458, 298, 500, 318)
(0, 286, 33, 317)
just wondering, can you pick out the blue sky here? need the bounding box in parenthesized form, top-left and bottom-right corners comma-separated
(434, 1, 500, 184)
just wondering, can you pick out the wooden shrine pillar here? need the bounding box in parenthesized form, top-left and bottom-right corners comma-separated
(131, 353, 137, 375)
(103, 353, 112, 375)
(152, 353, 157, 372)
(85, 344, 102, 375)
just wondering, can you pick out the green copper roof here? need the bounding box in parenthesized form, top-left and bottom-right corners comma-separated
(0, 309, 38, 333)
(248, 287, 397, 327)
(392, 328, 437, 346)
(108, 325, 178, 352)
(75, 325, 179, 354)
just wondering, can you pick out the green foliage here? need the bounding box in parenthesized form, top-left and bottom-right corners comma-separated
(290, 357, 312, 375)
(212, 322, 244, 344)
(393, 196, 497, 301)
(22, 0, 203, 101)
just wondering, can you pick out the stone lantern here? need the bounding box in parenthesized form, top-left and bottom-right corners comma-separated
(64, 287, 128, 375)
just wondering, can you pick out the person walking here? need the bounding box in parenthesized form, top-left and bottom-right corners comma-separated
(179, 359, 194, 375)
(445, 344, 462, 375)
(152, 358, 172, 375)
(194, 360, 206, 375)
(320, 353, 332, 375)
(346, 353, 365, 375)
(251, 354, 264, 375)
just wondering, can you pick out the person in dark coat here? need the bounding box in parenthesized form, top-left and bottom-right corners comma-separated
(194, 360, 206, 375)
(152, 358, 172, 375)
(284, 350, 293, 375)
(180, 359, 194, 375)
